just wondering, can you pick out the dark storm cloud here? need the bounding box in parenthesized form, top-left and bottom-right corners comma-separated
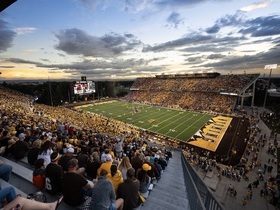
(166, 12, 184, 28)
(0, 19, 16, 53)
(54, 28, 142, 57)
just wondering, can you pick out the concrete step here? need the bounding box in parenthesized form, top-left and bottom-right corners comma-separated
(0, 178, 27, 197)
(141, 150, 190, 210)
(141, 189, 190, 210)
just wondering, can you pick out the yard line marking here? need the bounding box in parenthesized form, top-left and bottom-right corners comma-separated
(148, 111, 193, 131)
(174, 114, 208, 138)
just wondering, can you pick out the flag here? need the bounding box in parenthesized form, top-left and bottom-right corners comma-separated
(264, 64, 277, 69)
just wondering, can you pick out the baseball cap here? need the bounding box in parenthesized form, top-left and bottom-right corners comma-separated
(50, 152, 60, 162)
(18, 133, 25, 139)
(106, 154, 113, 162)
(67, 147, 75, 153)
(142, 163, 152, 171)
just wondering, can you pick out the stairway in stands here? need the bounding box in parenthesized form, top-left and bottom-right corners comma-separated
(141, 150, 190, 210)
(5, 150, 189, 210)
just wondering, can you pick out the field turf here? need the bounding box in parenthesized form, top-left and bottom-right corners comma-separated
(80, 101, 213, 142)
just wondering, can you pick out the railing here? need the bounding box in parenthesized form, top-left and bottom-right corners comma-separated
(181, 152, 224, 210)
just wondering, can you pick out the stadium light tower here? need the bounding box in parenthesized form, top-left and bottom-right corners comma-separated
(263, 64, 278, 110)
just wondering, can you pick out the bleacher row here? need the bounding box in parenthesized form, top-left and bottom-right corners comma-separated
(0, 149, 180, 210)
(0, 85, 186, 209)
(126, 74, 259, 114)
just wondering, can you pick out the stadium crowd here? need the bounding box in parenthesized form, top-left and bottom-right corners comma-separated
(127, 74, 259, 114)
(0, 86, 173, 210)
(0, 71, 278, 209)
(183, 107, 280, 207)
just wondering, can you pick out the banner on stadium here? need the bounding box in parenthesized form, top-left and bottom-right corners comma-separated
(264, 64, 277, 69)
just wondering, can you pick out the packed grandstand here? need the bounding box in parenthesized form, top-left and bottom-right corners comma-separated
(0, 73, 260, 165)
(1, 72, 279, 210)
(126, 73, 259, 114)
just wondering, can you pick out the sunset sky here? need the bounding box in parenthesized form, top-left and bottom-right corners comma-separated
(0, 0, 279, 81)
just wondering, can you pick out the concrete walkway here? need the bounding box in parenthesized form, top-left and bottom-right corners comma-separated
(196, 116, 278, 210)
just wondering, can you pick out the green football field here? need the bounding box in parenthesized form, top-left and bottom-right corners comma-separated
(79, 101, 213, 142)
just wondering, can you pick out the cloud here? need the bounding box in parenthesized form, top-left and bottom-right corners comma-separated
(205, 12, 245, 34)
(205, 12, 280, 38)
(207, 54, 226, 59)
(5, 56, 159, 78)
(143, 34, 213, 52)
(124, 0, 154, 12)
(202, 41, 280, 71)
(14, 27, 37, 35)
(240, 1, 271, 12)
(54, 28, 142, 57)
(185, 56, 203, 64)
(155, 0, 207, 8)
(124, 0, 218, 13)
(6, 58, 41, 65)
(20, 49, 37, 54)
(76, 0, 101, 9)
(166, 12, 184, 28)
(0, 19, 17, 53)
(239, 15, 280, 37)
(0, 65, 14, 68)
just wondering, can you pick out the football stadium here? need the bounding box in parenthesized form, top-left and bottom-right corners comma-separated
(1, 71, 280, 210)
(1, 1, 280, 210)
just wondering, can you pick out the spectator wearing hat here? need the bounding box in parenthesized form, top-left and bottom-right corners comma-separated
(143, 156, 160, 181)
(117, 168, 141, 210)
(58, 147, 75, 172)
(97, 154, 113, 176)
(136, 163, 152, 196)
(45, 152, 63, 196)
(12, 133, 29, 161)
(90, 169, 124, 210)
(62, 158, 93, 207)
